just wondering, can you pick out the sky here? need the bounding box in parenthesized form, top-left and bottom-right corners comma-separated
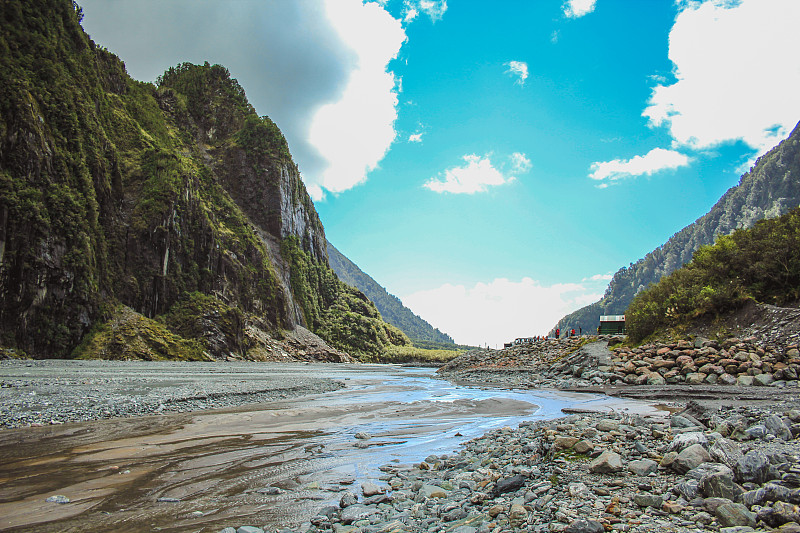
(79, 0, 800, 347)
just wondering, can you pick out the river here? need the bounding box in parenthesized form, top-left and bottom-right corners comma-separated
(0, 363, 656, 532)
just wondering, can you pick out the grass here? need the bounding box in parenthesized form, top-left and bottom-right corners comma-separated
(367, 344, 464, 365)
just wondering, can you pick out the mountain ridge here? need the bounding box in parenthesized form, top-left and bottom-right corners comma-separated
(556, 121, 800, 334)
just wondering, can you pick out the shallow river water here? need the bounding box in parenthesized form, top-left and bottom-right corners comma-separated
(0, 363, 655, 532)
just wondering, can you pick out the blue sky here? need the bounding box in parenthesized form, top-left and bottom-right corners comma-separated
(79, 0, 800, 346)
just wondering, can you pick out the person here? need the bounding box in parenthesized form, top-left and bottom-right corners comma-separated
(579, 327, 582, 335)
(571, 328, 575, 337)
(556, 328, 560, 338)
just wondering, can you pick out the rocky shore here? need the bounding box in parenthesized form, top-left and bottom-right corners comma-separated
(213, 403, 800, 533)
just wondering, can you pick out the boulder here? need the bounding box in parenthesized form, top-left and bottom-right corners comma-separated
(667, 431, 708, 453)
(672, 443, 712, 474)
(628, 459, 658, 476)
(589, 451, 623, 474)
(565, 519, 605, 533)
(715, 502, 756, 528)
(736, 450, 770, 484)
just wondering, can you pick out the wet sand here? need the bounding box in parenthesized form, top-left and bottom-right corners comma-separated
(0, 364, 658, 532)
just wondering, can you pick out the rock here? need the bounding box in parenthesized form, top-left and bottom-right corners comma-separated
(157, 497, 181, 502)
(754, 373, 775, 386)
(361, 481, 383, 496)
(672, 443, 712, 474)
(634, 493, 663, 508)
(554, 436, 579, 450)
(419, 484, 447, 499)
(758, 501, 800, 527)
(494, 474, 526, 495)
(716, 502, 756, 528)
(565, 519, 605, 533)
(589, 450, 623, 474)
(660, 451, 678, 468)
(686, 372, 707, 385)
(710, 437, 744, 469)
(354, 431, 371, 440)
(236, 527, 265, 533)
(219, 528, 237, 533)
(596, 419, 620, 432)
(340, 491, 358, 508)
(509, 503, 528, 526)
(765, 414, 793, 440)
(647, 373, 666, 385)
(736, 449, 770, 484)
(745, 424, 768, 440)
(339, 504, 378, 525)
(574, 439, 594, 454)
(667, 431, 708, 453)
(628, 459, 658, 476)
(676, 478, 700, 500)
(45, 495, 70, 504)
(701, 467, 743, 501)
(737, 375, 755, 386)
(672, 413, 705, 429)
(568, 482, 589, 498)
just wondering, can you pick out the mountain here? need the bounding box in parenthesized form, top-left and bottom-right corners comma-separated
(556, 121, 800, 334)
(326, 240, 454, 345)
(0, 0, 409, 360)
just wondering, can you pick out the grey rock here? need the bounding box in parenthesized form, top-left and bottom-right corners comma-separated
(565, 519, 605, 533)
(704, 497, 734, 514)
(758, 500, 800, 527)
(494, 474, 526, 495)
(157, 497, 180, 502)
(595, 419, 620, 432)
(667, 431, 708, 453)
(236, 527, 265, 533)
(354, 431, 371, 440)
(45, 495, 70, 504)
(633, 493, 663, 508)
(765, 414, 793, 440)
(701, 467, 743, 501)
(715, 502, 756, 528)
(589, 451, 623, 474)
(218, 528, 237, 533)
(745, 424, 767, 440)
(676, 478, 700, 500)
(710, 437, 744, 469)
(673, 443, 712, 474)
(339, 504, 378, 525)
(340, 491, 358, 508)
(719, 528, 755, 533)
(628, 459, 658, 476)
(361, 481, 383, 497)
(753, 373, 774, 386)
(736, 449, 770, 484)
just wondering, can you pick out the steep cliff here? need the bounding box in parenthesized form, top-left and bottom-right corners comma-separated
(327, 240, 454, 345)
(0, 0, 407, 360)
(556, 121, 800, 334)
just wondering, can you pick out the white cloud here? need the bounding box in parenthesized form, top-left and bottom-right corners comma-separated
(308, 0, 407, 197)
(510, 152, 532, 174)
(408, 132, 423, 143)
(563, 0, 597, 18)
(589, 148, 690, 184)
(402, 278, 603, 347)
(583, 273, 613, 282)
(644, 0, 800, 155)
(424, 154, 515, 194)
(403, 0, 447, 22)
(505, 61, 529, 86)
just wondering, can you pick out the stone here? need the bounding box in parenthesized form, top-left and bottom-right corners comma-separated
(596, 419, 620, 432)
(647, 373, 666, 385)
(565, 519, 605, 533)
(667, 431, 708, 453)
(574, 439, 594, 454)
(589, 451, 623, 474)
(672, 443, 712, 474)
(568, 482, 589, 498)
(45, 495, 70, 504)
(765, 414, 793, 440)
(686, 372, 707, 385)
(660, 451, 678, 468)
(419, 484, 447, 499)
(628, 459, 658, 476)
(737, 375, 755, 386)
(354, 431, 371, 440)
(736, 449, 770, 484)
(716, 502, 756, 528)
(494, 474, 526, 495)
(701, 467, 744, 501)
(676, 478, 700, 500)
(754, 373, 775, 386)
(758, 501, 800, 527)
(719, 373, 738, 385)
(361, 481, 383, 497)
(633, 493, 663, 508)
(340, 491, 358, 508)
(219, 528, 237, 533)
(710, 437, 744, 469)
(236, 527, 265, 533)
(509, 503, 528, 526)
(745, 424, 767, 440)
(554, 436, 579, 450)
(340, 504, 379, 525)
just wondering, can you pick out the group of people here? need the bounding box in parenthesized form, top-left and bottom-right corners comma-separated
(553, 327, 581, 339)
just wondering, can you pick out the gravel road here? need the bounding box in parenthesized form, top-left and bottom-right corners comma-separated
(0, 359, 346, 429)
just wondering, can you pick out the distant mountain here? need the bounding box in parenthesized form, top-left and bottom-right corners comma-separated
(327, 240, 455, 345)
(556, 121, 800, 334)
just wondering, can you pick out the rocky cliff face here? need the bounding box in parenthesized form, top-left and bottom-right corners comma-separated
(556, 121, 800, 335)
(0, 0, 406, 360)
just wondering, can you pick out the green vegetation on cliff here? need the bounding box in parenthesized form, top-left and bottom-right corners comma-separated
(327, 240, 454, 345)
(626, 207, 800, 342)
(0, 0, 405, 360)
(282, 237, 410, 358)
(557, 122, 800, 335)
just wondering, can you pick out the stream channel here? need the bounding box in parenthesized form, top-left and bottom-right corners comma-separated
(0, 363, 655, 532)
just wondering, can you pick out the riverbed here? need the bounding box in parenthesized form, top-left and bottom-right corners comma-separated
(0, 362, 658, 532)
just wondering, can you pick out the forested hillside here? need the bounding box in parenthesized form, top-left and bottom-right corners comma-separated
(327, 240, 454, 345)
(556, 122, 800, 334)
(0, 0, 408, 360)
(626, 207, 800, 341)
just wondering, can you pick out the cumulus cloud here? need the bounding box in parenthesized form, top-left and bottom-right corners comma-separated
(402, 278, 603, 346)
(403, 0, 448, 22)
(583, 273, 613, 282)
(505, 61, 529, 86)
(308, 0, 406, 198)
(510, 152, 532, 174)
(563, 0, 597, 18)
(424, 154, 524, 194)
(644, 0, 800, 155)
(79, 0, 421, 202)
(589, 148, 690, 185)
(408, 132, 424, 143)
